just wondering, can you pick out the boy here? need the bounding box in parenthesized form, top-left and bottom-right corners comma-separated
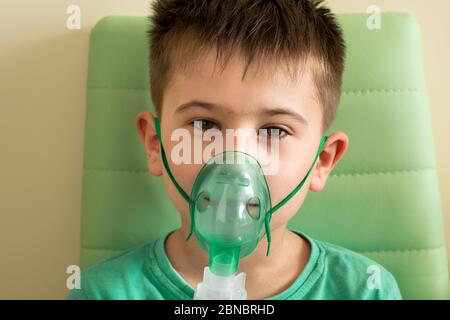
(68, 0, 402, 300)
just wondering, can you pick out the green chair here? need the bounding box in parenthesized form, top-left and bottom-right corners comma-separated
(80, 13, 449, 299)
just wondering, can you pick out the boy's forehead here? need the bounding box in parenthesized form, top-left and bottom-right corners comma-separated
(174, 49, 309, 87)
(164, 49, 321, 120)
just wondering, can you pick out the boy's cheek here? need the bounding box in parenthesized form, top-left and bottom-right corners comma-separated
(265, 159, 309, 199)
(161, 160, 205, 212)
(269, 185, 309, 226)
(162, 174, 190, 216)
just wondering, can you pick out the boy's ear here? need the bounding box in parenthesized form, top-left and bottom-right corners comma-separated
(309, 131, 349, 192)
(135, 112, 163, 176)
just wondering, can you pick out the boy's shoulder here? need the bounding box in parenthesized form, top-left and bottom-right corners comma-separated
(66, 240, 161, 300)
(306, 235, 402, 300)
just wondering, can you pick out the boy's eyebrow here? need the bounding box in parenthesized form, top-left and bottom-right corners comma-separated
(258, 107, 308, 126)
(175, 100, 225, 114)
(174, 100, 308, 125)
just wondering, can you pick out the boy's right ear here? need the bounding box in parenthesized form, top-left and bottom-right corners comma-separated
(135, 112, 163, 176)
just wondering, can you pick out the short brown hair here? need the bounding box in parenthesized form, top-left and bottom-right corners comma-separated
(148, 0, 346, 132)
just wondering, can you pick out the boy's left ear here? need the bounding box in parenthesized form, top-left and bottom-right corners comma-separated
(309, 131, 349, 192)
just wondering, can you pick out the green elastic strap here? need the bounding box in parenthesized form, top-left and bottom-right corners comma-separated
(264, 134, 328, 256)
(154, 118, 191, 203)
(154, 118, 198, 241)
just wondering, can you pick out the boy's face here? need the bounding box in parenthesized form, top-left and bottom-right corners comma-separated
(137, 49, 348, 231)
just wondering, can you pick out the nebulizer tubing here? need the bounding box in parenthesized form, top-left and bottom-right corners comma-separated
(154, 117, 327, 299)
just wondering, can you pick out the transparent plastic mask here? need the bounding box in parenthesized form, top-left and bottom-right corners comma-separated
(190, 151, 272, 276)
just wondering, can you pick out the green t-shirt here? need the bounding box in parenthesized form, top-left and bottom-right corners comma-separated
(67, 230, 402, 300)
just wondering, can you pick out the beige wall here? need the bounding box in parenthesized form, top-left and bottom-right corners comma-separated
(0, 0, 448, 299)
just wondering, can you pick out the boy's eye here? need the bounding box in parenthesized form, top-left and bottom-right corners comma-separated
(259, 126, 289, 139)
(191, 119, 219, 131)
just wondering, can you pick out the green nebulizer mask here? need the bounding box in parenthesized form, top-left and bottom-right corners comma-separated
(190, 151, 271, 299)
(154, 118, 327, 300)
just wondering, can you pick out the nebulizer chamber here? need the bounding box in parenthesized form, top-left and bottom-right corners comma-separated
(191, 152, 271, 300)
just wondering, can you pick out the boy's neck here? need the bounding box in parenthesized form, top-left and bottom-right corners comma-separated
(164, 222, 311, 299)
